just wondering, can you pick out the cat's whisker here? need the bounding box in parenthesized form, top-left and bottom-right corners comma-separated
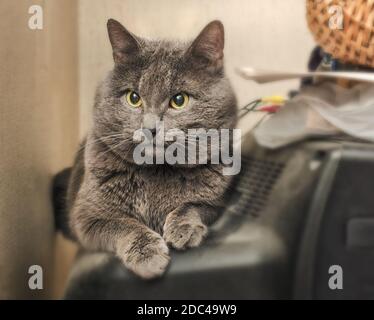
(98, 140, 126, 158)
(77, 133, 125, 152)
(97, 136, 135, 158)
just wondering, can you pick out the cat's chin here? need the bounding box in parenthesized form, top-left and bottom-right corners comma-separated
(133, 162, 202, 168)
(116, 143, 218, 168)
(124, 156, 203, 168)
(121, 153, 208, 168)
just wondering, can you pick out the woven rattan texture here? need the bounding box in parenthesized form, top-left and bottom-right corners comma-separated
(307, 0, 374, 68)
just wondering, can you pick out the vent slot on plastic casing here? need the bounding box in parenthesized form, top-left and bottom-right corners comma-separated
(230, 157, 285, 217)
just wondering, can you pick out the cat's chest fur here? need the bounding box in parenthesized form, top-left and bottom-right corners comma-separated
(93, 162, 228, 232)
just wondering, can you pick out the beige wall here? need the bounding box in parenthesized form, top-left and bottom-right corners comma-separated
(78, 0, 315, 136)
(0, 0, 78, 299)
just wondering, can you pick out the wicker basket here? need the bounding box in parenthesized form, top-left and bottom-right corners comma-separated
(307, 0, 374, 68)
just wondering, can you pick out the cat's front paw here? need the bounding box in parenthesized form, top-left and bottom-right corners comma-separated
(163, 210, 208, 250)
(118, 232, 170, 279)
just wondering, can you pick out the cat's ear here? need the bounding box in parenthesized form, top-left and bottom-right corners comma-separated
(188, 20, 225, 70)
(107, 19, 141, 64)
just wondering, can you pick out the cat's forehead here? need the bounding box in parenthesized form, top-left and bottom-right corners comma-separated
(138, 40, 190, 95)
(143, 39, 187, 62)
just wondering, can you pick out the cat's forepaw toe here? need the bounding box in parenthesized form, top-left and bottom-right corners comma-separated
(131, 250, 170, 279)
(164, 220, 208, 250)
(119, 234, 170, 279)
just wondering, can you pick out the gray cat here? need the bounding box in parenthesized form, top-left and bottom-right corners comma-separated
(53, 19, 238, 279)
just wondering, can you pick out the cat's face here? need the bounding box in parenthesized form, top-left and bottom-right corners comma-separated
(93, 19, 237, 164)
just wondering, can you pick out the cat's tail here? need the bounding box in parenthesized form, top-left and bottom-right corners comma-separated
(52, 168, 75, 241)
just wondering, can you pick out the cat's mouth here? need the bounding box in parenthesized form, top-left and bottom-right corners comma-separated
(128, 139, 221, 168)
(129, 141, 197, 167)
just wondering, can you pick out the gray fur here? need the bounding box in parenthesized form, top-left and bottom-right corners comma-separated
(65, 19, 238, 279)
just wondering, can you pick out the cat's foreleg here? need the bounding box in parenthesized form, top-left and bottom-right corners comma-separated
(73, 211, 170, 279)
(163, 203, 219, 250)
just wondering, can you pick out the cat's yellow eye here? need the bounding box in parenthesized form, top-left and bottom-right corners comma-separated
(125, 90, 142, 108)
(170, 93, 189, 109)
